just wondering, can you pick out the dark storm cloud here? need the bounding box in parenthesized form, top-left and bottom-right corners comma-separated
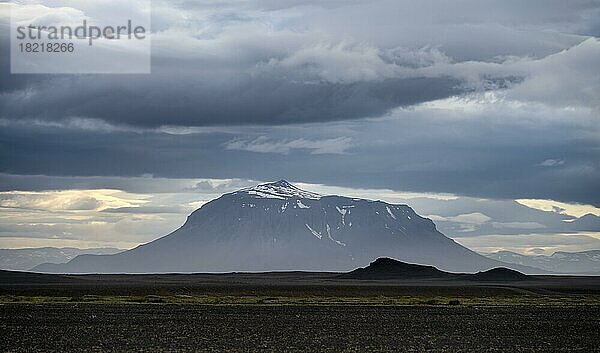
(0, 73, 463, 127)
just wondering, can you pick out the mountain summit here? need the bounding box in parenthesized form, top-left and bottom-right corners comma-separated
(34, 180, 531, 273)
(239, 179, 322, 200)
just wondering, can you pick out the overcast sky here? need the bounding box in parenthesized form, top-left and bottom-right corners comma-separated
(0, 0, 599, 253)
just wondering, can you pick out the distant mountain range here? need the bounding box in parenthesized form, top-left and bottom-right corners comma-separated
(0, 247, 122, 271)
(33, 180, 543, 274)
(484, 250, 600, 274)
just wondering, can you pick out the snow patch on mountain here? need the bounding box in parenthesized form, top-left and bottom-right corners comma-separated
(297, 200, 310, 209)
(280, 202, 289, 213)
(386, 206, 396, 219)
(336, 206, 348, 225)
(247, 190, 286, 200)
(326, 224, 346, 247)
(240, 180, 321, 200)
(305, 223, 322, 239)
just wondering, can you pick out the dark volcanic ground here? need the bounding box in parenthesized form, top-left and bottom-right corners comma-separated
(1, 304, 599, 352)
(2, 270, 600, 297)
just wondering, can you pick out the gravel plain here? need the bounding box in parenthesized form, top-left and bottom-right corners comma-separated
(2, 303, 599, 352)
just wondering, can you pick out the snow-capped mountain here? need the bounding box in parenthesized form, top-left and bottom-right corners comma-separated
(33, 180, 538, 273)
(485, 250, 600, 274)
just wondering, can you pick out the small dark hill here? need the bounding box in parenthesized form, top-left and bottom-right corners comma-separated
(340, 258, 454, 280)
(340, 258, 532, 281)
(467, 267, 530, 282)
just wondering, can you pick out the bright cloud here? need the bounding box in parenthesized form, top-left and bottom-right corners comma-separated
(0, 189, 148, 211)
(516, 199, 600, 218)
(454, 232, 600, 255)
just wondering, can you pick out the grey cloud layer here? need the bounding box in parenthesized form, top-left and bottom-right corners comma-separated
(0, 0, 599, 207)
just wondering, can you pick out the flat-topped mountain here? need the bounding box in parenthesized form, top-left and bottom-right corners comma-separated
(34, 180, 537, 274)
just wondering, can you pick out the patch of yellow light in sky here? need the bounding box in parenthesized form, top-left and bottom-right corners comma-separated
(454, 232, 600, 256)
(0, 189, 150, 212)
(188, 200, 207, 210)
(516, 199, 600, 218)
(567, 232, 600, 240)
(89, 221, 109, 226)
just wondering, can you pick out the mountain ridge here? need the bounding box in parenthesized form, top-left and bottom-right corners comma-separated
(0, 247, 123, 271)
